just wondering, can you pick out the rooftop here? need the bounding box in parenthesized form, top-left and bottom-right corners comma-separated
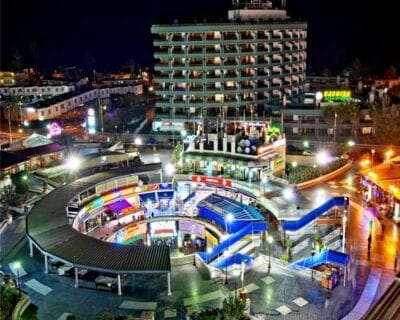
(26, 164, 170, 273)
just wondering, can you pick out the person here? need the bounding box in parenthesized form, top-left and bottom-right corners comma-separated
(368, 234, 372, 251)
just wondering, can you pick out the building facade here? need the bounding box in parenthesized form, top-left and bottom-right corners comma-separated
(151, 4, 307, 120)
(21, 85, 140, 121)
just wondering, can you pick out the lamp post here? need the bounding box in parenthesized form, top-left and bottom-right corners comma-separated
(107, 282, 112, 314)
(225, 213, 234, 234)
(267, 235, 273, 274)
(311, 247, 315, 281)
(14, 261, 21, 298)
(4, 105, 13, 143)
(342, 198, 348, 253)
(371, 149, 375, 167)
(232, 268, 241, 299)
(333, 112, 338, 154)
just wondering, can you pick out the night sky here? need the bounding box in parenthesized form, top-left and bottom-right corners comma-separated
(1, 0, 398, 74)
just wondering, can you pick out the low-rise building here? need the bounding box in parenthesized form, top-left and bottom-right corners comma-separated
(22, 85, 139, 121)
(180, 121, 286, 182)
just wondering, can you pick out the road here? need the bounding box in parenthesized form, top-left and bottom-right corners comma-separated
(302, 166, 399, 305)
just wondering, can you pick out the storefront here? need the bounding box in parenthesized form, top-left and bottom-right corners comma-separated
(360, 159, 400, 222)
(150, 221, 177, 246)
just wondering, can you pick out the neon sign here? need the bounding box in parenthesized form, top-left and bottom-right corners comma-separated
(48, 122, 63, 137)
(323, 90, 351, 102)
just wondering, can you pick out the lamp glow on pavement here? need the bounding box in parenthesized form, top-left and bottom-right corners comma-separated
(283, 187, 295, 200)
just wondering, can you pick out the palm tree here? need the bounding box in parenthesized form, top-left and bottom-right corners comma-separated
(220, 296, 247, 320)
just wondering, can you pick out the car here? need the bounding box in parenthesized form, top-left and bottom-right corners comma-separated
(302, 149, 314, 156)
(287, 145, 301, 152)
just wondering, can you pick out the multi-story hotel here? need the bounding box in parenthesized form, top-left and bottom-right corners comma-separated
(151, 0, 307, 123)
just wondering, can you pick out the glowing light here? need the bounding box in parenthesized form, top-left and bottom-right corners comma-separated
(226, 213, 234, 222)
(291, 161, 298, 168)
(283, 187, 295, 200)
(315, 91, 323, 101)
(347, 140, 355, 147)
(303, 141, 309, 148)
(386, 150, 394, 160)
(181, 129, 187, 137)
(267, 235, 274, 244)
(316, 151, 330, 165)
(65, 156, 81, 172)
(134, 137, 142, 145)
(23, 120, 29, 127)
(165, 163, 175, 175)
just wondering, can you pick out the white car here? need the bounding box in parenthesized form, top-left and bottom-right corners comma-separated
(302, 150, 314, 156)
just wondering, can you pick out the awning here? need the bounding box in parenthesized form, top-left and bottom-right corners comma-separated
(139, 192, 157, 203)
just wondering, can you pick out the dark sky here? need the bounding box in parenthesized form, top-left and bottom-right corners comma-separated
(1, 0, 398, 75)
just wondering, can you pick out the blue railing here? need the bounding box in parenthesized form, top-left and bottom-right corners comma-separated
(282, 197, 349, 232)
(198, 221, 267, 263)
(288, 249, 350, 270)
(212, 253, 253, 269)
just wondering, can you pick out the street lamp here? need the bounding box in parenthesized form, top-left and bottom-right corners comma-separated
(371, 149, 375, 166)
(386, 150, 394, 161)
(232, 268, 241, 299)
(303, 140, 309, 149)
(14, 261, 21, 298)
(225, 213, 234, 234)
(267, 235, 273, 274)
(311, 247, 315, 281)
(342, 213, 347, 253)
(107, 282, 112, 314)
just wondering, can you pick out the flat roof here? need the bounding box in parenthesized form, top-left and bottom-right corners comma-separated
(26, 164, 171, 273)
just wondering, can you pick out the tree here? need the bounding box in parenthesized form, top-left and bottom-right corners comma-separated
(368, 98, 400, 144)
(12, 50, 24, 72)
(346, 102, 361, 136)
(11, 171, 31, 195)
(172, 141, 184, 165)
(66, 315, 77, 320)
(384, 65, 397, 79)
(220, 295, 247, 320)
(351, 58, 363, 81)
(285, 237, 293, 262)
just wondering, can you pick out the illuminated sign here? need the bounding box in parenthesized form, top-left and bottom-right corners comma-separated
(257, 144, 274, 155)
(323, 90, 351, 102)
(87, 108, 96, 134)
(179, 221, 205, 237)
(150, 221, 176, 237)
(192, 176, 232, 187)
(48, 122, 63, 137)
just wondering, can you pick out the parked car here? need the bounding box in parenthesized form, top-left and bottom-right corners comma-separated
(287, 145, 301, 152)
(302, 149, 315, 156)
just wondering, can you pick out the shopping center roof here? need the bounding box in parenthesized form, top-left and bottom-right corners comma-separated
(200, 193, 263, 221)
(27, 164, 171, 273)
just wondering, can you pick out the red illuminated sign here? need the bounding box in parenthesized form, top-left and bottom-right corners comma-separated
(192, 176, 232, 187)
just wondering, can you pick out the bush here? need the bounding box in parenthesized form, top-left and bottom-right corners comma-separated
(97, 312, 113, 320)
(288, 159, 348, 184)
(0, 286, 19, 320)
